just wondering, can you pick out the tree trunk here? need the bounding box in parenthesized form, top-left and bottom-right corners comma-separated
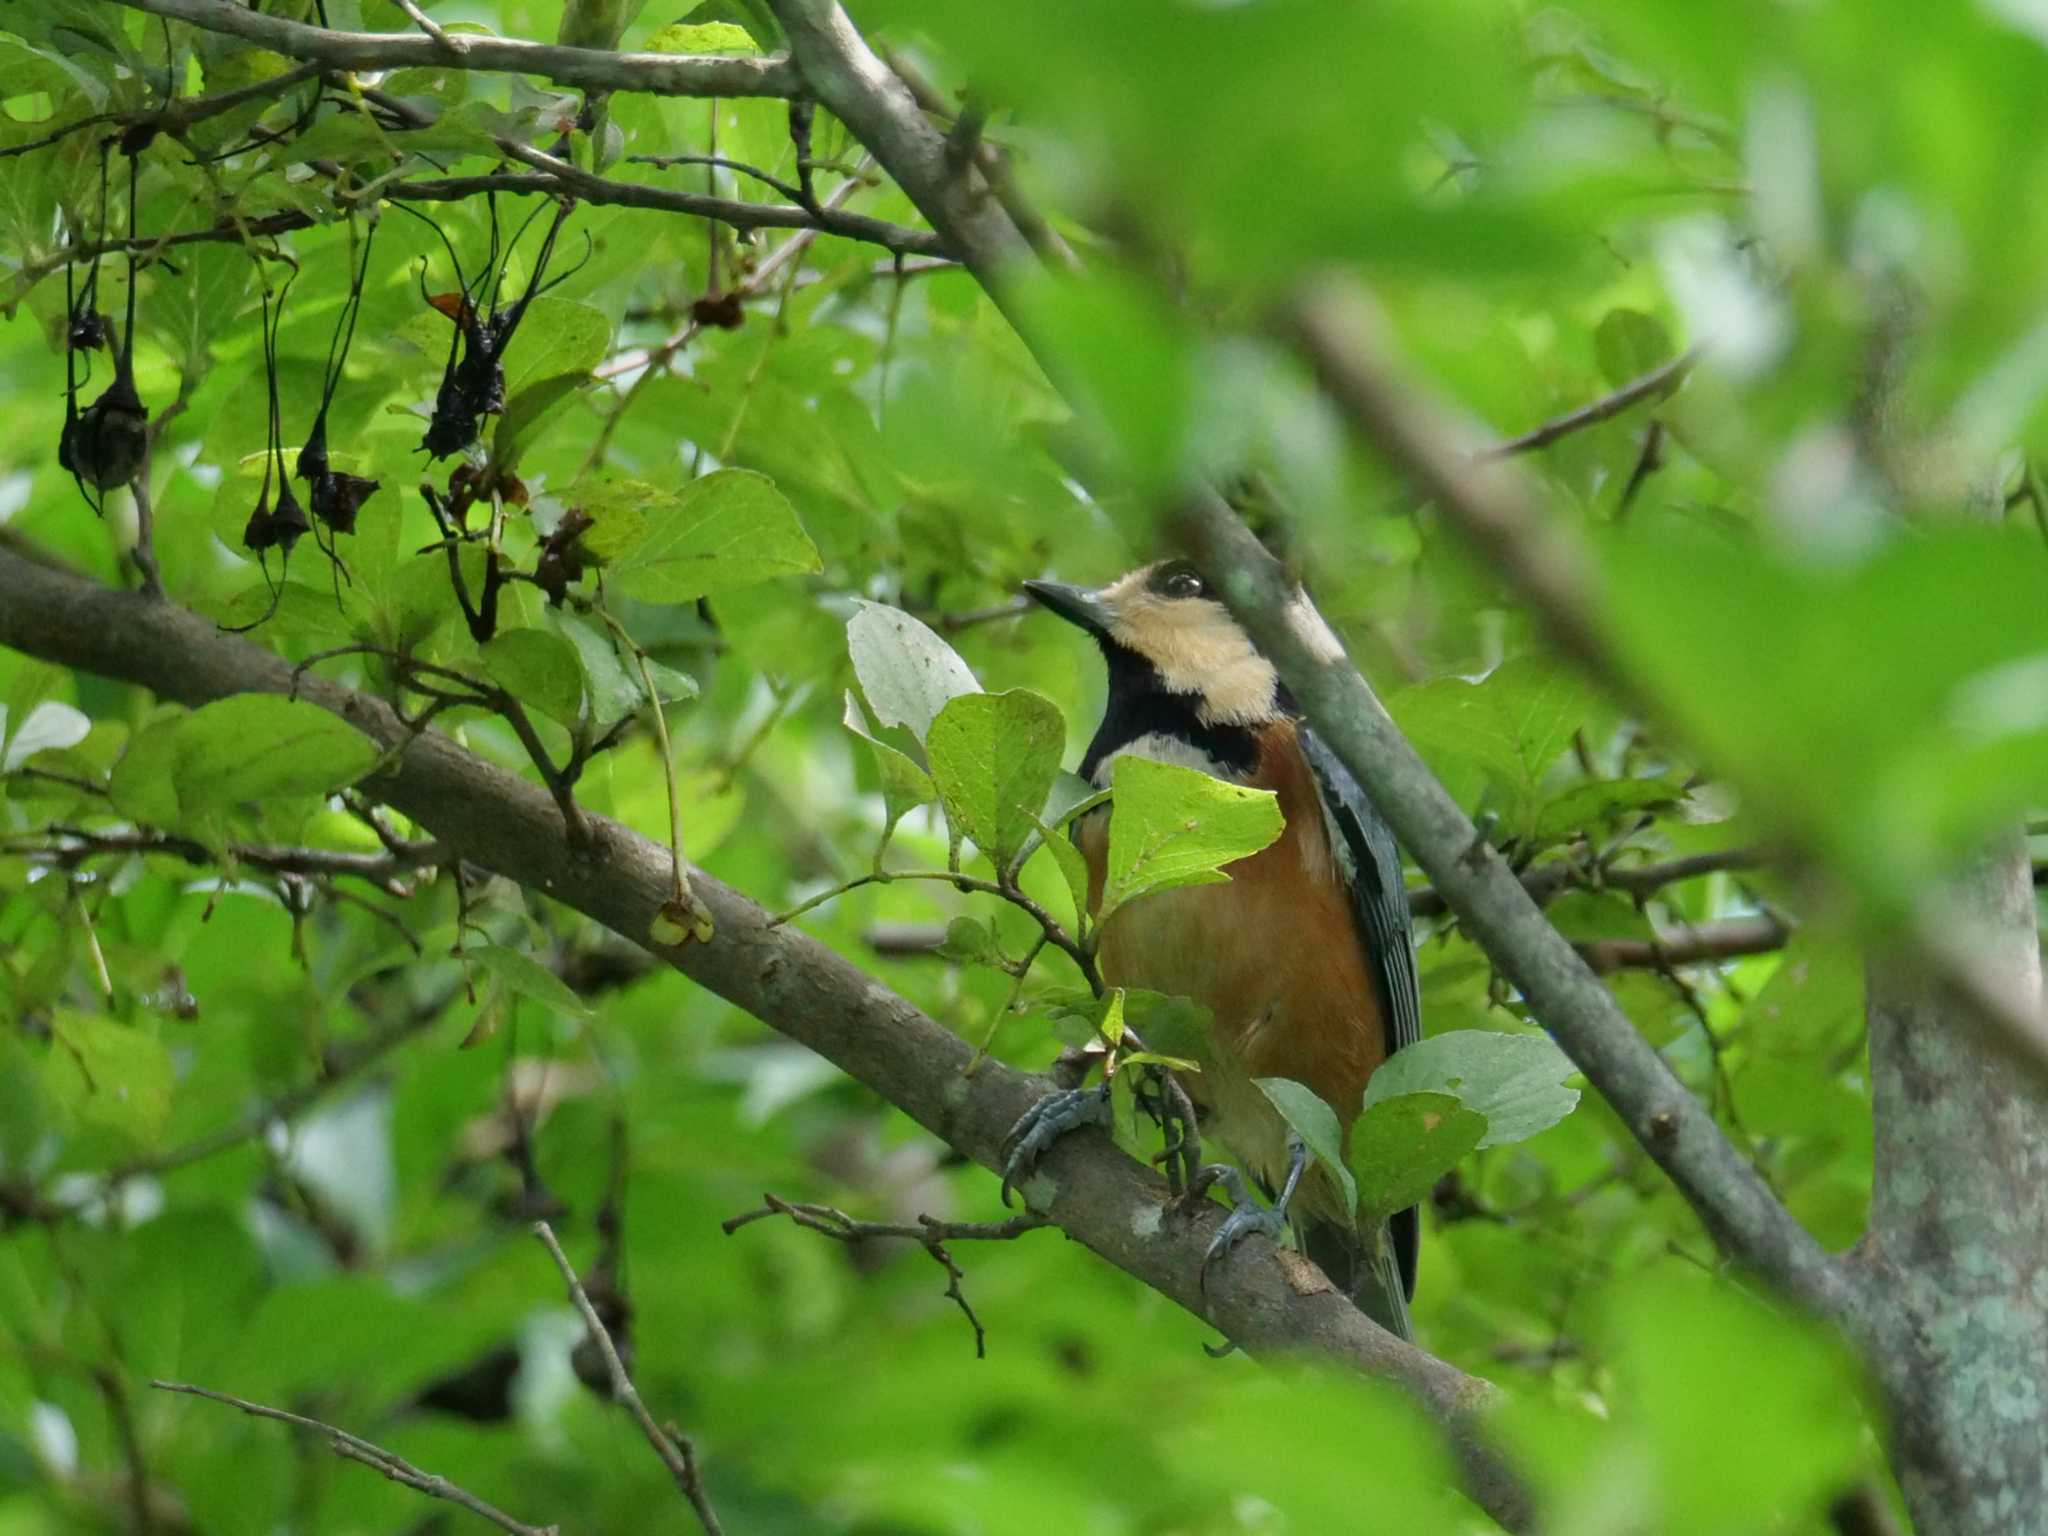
(1864, 834, 2048, 1531)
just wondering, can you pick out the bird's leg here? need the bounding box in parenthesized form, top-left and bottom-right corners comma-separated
(1189, 1132, 1309, 1291)
(998, 1081, 1113, 1207)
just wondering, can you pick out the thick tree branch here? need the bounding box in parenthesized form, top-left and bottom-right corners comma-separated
(0, 548, 1530, 1535)
(1285, 275, 2048, 1083)
(764, 0, 1031, 293)
(1174, 497, 1861, 1326)
(105, 0, 798, 98)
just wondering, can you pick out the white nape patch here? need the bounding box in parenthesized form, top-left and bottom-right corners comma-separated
(1285, 591, 1346, 664)
(1090, 731, 1236, 787)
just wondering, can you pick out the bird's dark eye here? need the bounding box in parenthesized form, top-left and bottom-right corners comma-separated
(1158, 566, 1208, 600)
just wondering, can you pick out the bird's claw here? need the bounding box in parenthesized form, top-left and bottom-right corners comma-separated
(999, 1083, 1112, 1207)
(1196, 1166, 1288, 1292)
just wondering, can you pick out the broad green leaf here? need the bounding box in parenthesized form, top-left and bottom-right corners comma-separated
(1347, 1091, 1486, 1226)
(1100, 985, 1127, 1045)
(1121, 989, 1213, 1070)
(846, 600, 980, 742)
(937, 915, 998, 966)
(492, 295, 611, 462)
(1026, 808, 1092, 932)
(1254, 1076, 1357, 1221)
(107, 714, 187, 825)
(1594, 307, 1677, 389)
(464, 944, 594, 1019)
(2, 700, 90, 772)
(173, 696, 381, 812)
(842, 691, 936, 857)
(925, 689, 1065, 871)
(1365, 1029, 1580, 1149)
(645, 20, 755, 52)
(1528, 776, 1685, 845)
(1098, 755, 1284, 921)
(44, 1010, 173, 1150)
(484, 627, 586, 728)
(556, 612, 643, 726)
(605, 470, 820, 604)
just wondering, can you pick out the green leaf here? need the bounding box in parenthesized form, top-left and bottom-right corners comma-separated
(1347, 1091, 1486, 1226)
(1100, 985, 1127, 1046)
(484, 627, 586, 728)
(603, 469, 820, 604)
(2, 700, 90, 772)
(107, 714, 186, 825)
(937, 915, 998, 965)
(1528, 775, 1685, 845)
(842, 691, 936, 855)
(1121, 989, 1213, 1070)
(846, 600, 980, 742)
(464, 945, 594, 1019)
(925, 689, 1066, 871)
(45, 1010, 173, 1150)
(555, 612, 643, 726)
(1098, 756, 1284, 922)
(645, 20, 756, 52)
(1026, 808, 1092, 932)
(1365, 1029, 1580, 1149)
(492, 295, 611, 463)
(172, 696, 382, 813)
(1254, 1077, 1357, 1221)
(1593, 307, 1676, 389)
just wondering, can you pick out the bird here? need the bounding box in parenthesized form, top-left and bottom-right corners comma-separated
(1002, 559, 1422, 1338)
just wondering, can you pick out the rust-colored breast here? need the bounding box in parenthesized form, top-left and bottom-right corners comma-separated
(1080, 723, 1386, 1212)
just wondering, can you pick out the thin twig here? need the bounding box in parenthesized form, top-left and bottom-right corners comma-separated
(1406, 846, 1766, 917)
(388, 0, 453, 49)
(496, 140, 948, 256)
(533, 1222, 724, 1536)
(1576, 913, 1792, 975)
(722, 1193, 1048, 1358)
(151, 1381, 557, 1536)
(1478, 348, 1699, 460)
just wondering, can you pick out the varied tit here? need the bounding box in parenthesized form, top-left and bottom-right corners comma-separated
(1005, 560, 1421, 1338)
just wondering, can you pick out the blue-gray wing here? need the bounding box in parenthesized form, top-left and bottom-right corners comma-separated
(1299, 724, 1423, 1308)
(1299, 726, 1422, 1057)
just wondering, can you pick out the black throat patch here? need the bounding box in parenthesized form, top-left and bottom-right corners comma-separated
(1078, 639, 1268, 782)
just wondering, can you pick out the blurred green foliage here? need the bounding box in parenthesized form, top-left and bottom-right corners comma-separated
(9, 0, 2044, 1528)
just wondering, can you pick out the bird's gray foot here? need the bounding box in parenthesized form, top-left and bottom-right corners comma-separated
(999, 1083, 1112, 1206)
(1190, 1135, 1310, 1292)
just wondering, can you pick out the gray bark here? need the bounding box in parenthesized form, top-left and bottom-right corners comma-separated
(1862, 837, 2048, 1531)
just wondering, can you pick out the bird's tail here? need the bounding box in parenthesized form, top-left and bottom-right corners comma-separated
(1300, 1207, 1416, 1342)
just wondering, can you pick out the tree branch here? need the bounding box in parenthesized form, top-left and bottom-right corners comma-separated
(534, 1221, 722, 1536)
(493, 140, 948, 256)
(1577, 913, 1791, 975)
(1173, 496, 1861, 1327)
(105, 0, 798, 99)
(723, 1192, 1049, 1359)
(150, 1381, 557, 1536)
(1479, 347, 1699, 460)
(0, 546, 1531, 1535)
(1284, 275, 2048, 1084)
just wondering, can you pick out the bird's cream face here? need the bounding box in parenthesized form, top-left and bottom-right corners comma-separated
(1096, 564, 1280, 727)
(1025, 561, 1282, 728)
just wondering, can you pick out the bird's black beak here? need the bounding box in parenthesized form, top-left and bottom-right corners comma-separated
(1023, 579, 1115, 639)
